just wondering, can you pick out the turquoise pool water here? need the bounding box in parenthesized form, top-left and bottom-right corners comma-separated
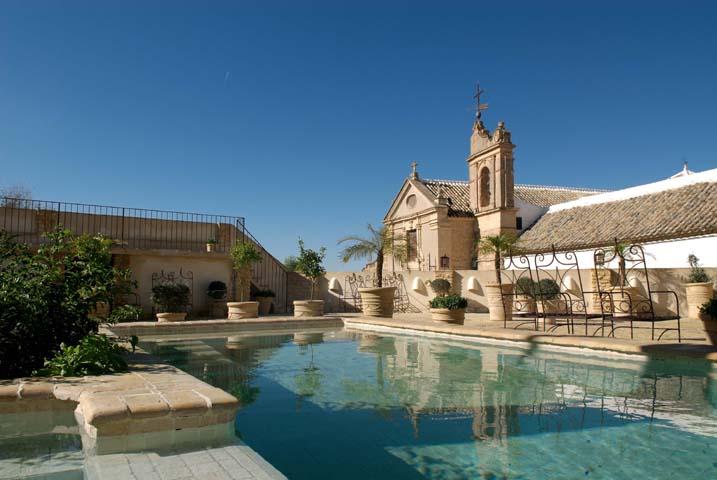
(140, 329, 717, 479)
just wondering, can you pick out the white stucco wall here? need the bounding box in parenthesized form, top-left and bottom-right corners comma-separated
(512, 235, 717, 270)
(515, 197, 547, 232)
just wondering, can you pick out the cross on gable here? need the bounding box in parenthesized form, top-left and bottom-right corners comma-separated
(409, 161, 419, 179)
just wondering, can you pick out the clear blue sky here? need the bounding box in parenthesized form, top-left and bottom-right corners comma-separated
(1, 0, 716, 271)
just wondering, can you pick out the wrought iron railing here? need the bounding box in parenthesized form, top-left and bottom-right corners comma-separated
(0, 197, 245, 253)
(0, 196, 289, 312)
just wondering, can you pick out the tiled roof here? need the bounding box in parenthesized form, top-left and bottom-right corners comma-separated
(420, 179, 473, 217)
(514, 184, 607, 207)
(419, 179, 603, 216)
(518, 181, 717, 253)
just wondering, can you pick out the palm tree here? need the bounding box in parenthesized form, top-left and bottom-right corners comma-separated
(478, 234, 518, 284)
(338, 224, 407, 287)
(607, 240, 632, 287)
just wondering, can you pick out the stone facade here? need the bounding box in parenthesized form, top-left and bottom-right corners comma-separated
(0, 204, 289, 316)
(383, 116, 521, 274)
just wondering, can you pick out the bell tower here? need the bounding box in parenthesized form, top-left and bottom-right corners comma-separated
(467, 85, 517, 269)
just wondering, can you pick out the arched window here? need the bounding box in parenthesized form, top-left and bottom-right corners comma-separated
(479, 167, 491, 208)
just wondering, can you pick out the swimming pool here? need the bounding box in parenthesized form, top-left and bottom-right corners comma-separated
(140, 329, 717, 479)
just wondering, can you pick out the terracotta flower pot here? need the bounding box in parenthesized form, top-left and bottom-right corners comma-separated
(699, 311, 717, 345)
(256, 296, 273, 316)
(227, 301, 259, 320)
(358, 286, 397, 318)
(293, 300, 324, 317)
(685, 282, 714, 319)
(430, 308, 465, 325)
(156, 312, 187, 322)
(514, 294, 536, 314)
(485, 283, 513, 322)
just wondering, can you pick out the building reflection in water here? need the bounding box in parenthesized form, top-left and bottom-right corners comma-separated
(140, 329, 717, 478)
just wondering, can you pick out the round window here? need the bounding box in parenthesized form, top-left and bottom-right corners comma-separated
(406, 194, 417, 208)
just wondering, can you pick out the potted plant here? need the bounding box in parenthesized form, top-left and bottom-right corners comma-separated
(699, 298, 717, 345)
(255, 288, 275, 316)
(429, 278, 468, 324)
(514, 277, 537, 314)
(606, 241, 639, 317)
(535, 278, 563, 315)
(293, 239, 327, 317)
(151, 283, 190, 322)
(478, 234, 517, 322)
(338, 224, 406, 317)
(684, 254, 714, 319)
(227, 241, 262, 319)
(206, 238, 218, 253)
(207, 280, 227, 318)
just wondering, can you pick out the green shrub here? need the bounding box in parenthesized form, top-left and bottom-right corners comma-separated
(35, 334, 128, 377)
(515, 277, 536, 297)
(0, 229, 131, 379)
(686, 254, 711, 283)
(255, 288, 275, 298)
(535, 278, 561, 300)
(429, 279, 451, 296)
(108, 305, 143, 323)
(429, 294, 468, 310)
(700, 298, 717, 319)
(151, 284, 190, 313)
(207, 281, 227, 300)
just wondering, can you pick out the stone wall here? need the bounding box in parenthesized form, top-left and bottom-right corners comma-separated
(298, 267, 717, 318)
(123, 251, 234, 318)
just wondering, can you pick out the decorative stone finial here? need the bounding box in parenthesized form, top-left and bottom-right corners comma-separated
(409, 161, 419, 180)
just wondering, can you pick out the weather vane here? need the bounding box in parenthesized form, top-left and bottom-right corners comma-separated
(474, 82, 489, 121)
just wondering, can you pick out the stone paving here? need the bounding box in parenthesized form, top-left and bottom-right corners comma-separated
(85, 443, 286, 480)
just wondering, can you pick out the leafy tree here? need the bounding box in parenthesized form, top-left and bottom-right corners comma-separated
(294, 239, 326, 300)
(478, 234, 518, 284)
(283, 255, 299, 272)
(0, 228, 131, 378)
(230, 242, 262, 301)
(337, 224, 406, 288)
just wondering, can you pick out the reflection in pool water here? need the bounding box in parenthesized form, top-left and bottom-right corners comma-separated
(141, 330, 717, 479)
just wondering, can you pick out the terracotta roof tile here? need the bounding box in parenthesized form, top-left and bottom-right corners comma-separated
(514, 184, 607, 207)
(419, 179, 603, 216)
(420, 180, 472, 217)
(517, 182, 717, 253)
